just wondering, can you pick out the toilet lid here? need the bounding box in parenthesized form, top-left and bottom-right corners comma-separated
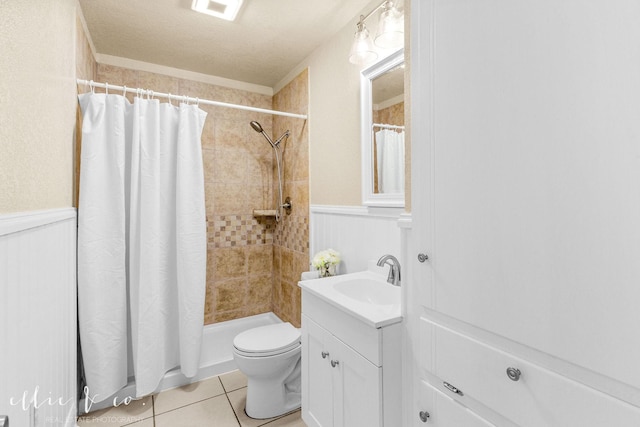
(233, 322, 301, 355)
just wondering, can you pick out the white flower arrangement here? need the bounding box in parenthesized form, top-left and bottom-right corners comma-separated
(312, 249, 341, 277)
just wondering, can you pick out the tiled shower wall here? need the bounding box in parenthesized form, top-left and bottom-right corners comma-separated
(90, 63, 278, 324)
(374, 101, 404, 126)
(272, 70, 310, 328)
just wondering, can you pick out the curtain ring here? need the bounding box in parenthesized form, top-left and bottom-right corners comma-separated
(195, 97, 199, 106)
(105, 82, 109, 95)
(168, 93, 173, 105)
(149, 90, 155, 100)
(89, 80, 95, 94)
(122, 85, 127, 97)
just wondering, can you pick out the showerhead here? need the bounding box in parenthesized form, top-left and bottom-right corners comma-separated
(250, 121, 263, 133)
(249, 121, 290, 147)
(250, 120, 275, 147)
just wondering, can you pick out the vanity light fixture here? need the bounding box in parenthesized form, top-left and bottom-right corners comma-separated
(349, 1, 404, 65)
(349, 20, 378, 65)
(191, 0, 244, 21)
(374, 1, 404, 49)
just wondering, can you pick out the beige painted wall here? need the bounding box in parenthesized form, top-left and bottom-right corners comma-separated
(0, 1, 78, 213)
(277, 0, 397, 206)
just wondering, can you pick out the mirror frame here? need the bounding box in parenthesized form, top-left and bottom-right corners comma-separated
(360, 48, 405, 208)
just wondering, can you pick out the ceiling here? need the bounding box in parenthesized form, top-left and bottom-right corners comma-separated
(79, 0, 374, 88)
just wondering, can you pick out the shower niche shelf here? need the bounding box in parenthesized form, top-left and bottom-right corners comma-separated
(253, 209, 277, 218)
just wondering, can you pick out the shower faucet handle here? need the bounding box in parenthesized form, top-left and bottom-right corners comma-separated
(282, 197, 292, 214)
(321, 351, 329, 359)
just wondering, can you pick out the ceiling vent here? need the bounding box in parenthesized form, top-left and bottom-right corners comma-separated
(191, 0, 244, 21)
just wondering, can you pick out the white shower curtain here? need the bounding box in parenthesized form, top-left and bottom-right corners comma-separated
(376, 128, 405, 193)
(77, 92, 208, 400)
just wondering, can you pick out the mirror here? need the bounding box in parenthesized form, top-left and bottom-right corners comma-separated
(360, 49, 405, 207)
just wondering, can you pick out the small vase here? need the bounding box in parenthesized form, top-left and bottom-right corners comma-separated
(319, 264, 338, 278)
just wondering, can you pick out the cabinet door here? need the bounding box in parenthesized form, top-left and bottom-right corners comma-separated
(302, 316, 334, 427)
(331, 335, 382, 427)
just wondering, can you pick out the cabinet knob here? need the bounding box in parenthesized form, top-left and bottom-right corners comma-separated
(419, 410, 430, 422)
(330, 359, 340, 368)
(321, 351, 329, 359)
(418, 253, 429, 263)
(506, 367, 521, 381)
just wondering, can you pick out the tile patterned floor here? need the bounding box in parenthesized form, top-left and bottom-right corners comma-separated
(77, 370, 307, 427)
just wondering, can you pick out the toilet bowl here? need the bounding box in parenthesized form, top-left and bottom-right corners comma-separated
(232, 322, 302, 419)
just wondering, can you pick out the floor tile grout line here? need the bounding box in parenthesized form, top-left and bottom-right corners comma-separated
(224, 388, 243, 427)
(258, 409, 302, 427)
(152, 394, 157, 427)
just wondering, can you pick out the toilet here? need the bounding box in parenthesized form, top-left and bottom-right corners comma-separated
(232, 322, 302, 419)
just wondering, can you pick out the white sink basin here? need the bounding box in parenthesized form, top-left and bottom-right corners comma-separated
(333, 278, 398, 306)
(298, 270, 401, 327)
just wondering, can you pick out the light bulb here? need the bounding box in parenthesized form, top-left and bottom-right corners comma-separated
(349, 22, 379, 65)
(374, 2, 404, 49)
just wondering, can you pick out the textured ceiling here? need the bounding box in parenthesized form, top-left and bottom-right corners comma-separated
(79, 0, 374, 88)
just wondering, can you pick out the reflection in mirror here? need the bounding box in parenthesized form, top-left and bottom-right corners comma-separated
(372, 62, 404, 194)
(361, 49, 405, 207)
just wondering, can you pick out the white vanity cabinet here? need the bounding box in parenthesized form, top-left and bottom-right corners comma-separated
(300, 284, 401, 427)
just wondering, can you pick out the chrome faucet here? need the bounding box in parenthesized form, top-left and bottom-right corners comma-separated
(377, 254, 401, 286)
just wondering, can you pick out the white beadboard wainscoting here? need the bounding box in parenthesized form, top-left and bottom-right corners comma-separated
(310, 205, 410, 274)
(0, 208, 77, 427)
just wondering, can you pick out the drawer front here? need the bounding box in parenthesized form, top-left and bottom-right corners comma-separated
(429, 322, 640, 426)
(417, 379, 496, 427)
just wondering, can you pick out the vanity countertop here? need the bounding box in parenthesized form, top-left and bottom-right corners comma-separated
(298, 269, 402, 328)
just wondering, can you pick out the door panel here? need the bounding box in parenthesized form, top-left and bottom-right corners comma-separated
(302, 316, 333, 427)
(332, 336, 382, 427)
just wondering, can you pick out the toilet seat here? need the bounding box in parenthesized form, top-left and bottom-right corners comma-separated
(233, 322, 301, 357)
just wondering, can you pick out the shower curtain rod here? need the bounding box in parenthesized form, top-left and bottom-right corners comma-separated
(76, 79, 308, 120)
(373, 123, 405, 130)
